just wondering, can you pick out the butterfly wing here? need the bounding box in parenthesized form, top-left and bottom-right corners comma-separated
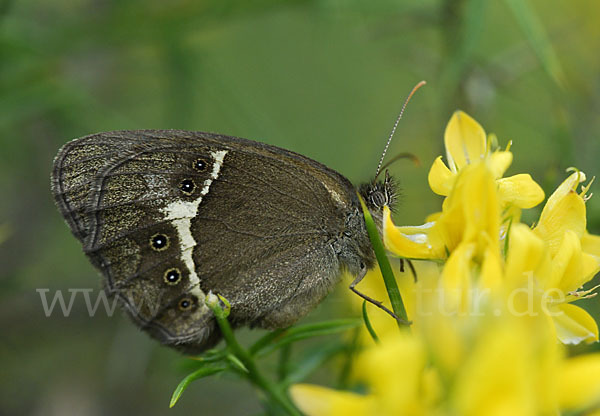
(52, 130, 363, 353)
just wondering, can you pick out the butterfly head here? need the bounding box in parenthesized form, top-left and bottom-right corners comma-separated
(336, 170, 398, 276)
(358, 170, 398, 223)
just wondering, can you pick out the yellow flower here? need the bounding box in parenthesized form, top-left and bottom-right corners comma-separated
(428, 111, 544, 209)
(559, 354, 600, 410)
(505, 170, 600, 344)
(304, 112, 600, 416)
(384, 162, 500, 261)
(533, 170, 593, 258)
(385, 111, 544, 261)
(291, 331, 431, 416)
(292, 298, 600, 416)
(305, 112, 600, 416)
(384, 161, 507, 317)
(382, 112, 599, 344)
(288, 384, 374, 415)
(390, 168, 599, 343)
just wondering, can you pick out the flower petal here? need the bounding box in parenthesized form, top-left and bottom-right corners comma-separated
(424, 315, 465, 376)
(460, 163, 501, 256)
(505, 224, 550, 288)
(578, 252, 600, 289)
(427, 163, 500, 257)
(552, 303, 599, 344)
(497, 174, 545, 209)
(559, 354, 600, 410)
(383, 206, 438, 259)
(543, 171, 586, 214)
(548, 230, 599, 293)
(444, 111, 487, 172)
(582, 231, 600, 258)
(428, 156, 455, 196)
(489, 150, 513, 178)
(355, 333, 426, 413)
(479, 246, 504, 291)
(453, 319, 538, 416)
(547, 230, 581, 291)
(441, 243, 475, 313)
(535, 171, 587, 251)
(534, 191, 586, 257)
(290, 384, 373, 416)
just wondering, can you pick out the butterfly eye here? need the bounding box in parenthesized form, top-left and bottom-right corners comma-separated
(163, 268, 182, 285)
(193, 159, 207, 171)
(180, 179, 196, 195)
(370, 190, 386, 208)
(150, 233, 169, 251)
(178, 297, 194, 311)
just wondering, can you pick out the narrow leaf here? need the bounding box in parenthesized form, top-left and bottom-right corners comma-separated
(226, 354, 249, 374)
(189, 348, 227, 364)
(441, 0, 488, 91)
(362, 300, 380, 344)
(282, 342, 347, 387)
(504, 0, 566, 88)
(358, 194, 409, 327)
(170, 366, 226, 408)
(257, 319, 362, 356)
(249, 328, 287, 355)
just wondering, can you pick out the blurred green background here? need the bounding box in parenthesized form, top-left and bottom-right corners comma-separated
(2, 0, 600, 414)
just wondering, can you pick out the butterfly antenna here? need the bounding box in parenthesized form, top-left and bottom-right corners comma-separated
(374, 80, 426, 180)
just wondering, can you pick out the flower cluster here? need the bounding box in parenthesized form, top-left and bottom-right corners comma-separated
(291, 111, 600, 415)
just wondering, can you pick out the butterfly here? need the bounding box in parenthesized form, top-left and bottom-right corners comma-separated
(51, 82, 423, 353)
(51, 129, 396, 353)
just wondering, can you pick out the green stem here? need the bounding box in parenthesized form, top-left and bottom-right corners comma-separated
(208, 295, 303, 416)
(358, 196, 410, 328)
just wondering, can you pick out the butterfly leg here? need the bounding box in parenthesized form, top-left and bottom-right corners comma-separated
(349, 265, 401, 321)
(399, 258, 418, 283)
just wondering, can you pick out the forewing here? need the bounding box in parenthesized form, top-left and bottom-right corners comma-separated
(188, 136, 355, 324)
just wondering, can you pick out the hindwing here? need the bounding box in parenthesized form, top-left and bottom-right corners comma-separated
(52, 130, 358, 352)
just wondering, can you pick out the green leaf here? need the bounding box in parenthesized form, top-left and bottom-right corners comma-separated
(256, 319, 362, 357)
(187, 348, 228, 365)
(441, 0, 488, 92)
(282, 342, 348, 387)
(226, 353, 249, 374)
(249, 328, 287, 356)
(358, 195, 409, 327)
(362, 300, 380, 344)
(170, 365, 227, 408)
(504, 0, 566, 88)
